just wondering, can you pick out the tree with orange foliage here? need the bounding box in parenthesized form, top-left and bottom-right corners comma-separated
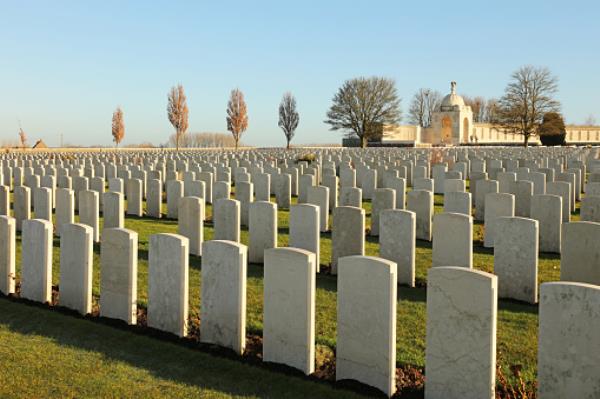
(167, 84, 189, 151)
(112, 106, 125, 147)
(226, 88, 248, 150)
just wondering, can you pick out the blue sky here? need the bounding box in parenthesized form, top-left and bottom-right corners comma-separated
(0, 0, 598, 147)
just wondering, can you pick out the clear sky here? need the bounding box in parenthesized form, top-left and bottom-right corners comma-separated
(1, 0, 598, 147)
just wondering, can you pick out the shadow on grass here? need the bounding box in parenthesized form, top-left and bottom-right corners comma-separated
(0, 297, 368, 399)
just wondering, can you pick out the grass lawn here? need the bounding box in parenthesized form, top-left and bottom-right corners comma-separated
(1, 187, 578, 397)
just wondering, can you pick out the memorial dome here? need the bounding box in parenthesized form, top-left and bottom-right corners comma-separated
(440, 81, 465, 109)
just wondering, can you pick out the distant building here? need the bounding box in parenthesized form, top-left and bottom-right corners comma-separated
(344, 82, 600, 147)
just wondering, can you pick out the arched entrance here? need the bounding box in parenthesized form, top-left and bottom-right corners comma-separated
(441, 116, 452, 143)
(463, 117, 470, 143)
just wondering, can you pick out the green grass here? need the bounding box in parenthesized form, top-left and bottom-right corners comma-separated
(0, 299, 364, 399)
(1, 187, 580, 396)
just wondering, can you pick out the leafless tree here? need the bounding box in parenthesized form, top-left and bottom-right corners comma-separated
(278, 92, 299, 149)
(462, 96, 487, 123)
(484, 98, 500, 123)
(226, 88, 249, 150)
(584, 114, 597, 126)
(424, 90, 442, 127)
(18, 127, 27, 148)
(408, 89, 427, 127)
(167, 84, 189, 151)
(325, 76, 401, 148)
(409, 88, 441, 127)
(111, 106, 125, 147)
(496, 65, 560, 147)
(167, 132, 242, 148)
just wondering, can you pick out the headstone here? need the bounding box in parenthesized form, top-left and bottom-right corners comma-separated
(307, 185, 329, 232)
(275, 174, 291, 209)
(361, 169, 377, 200)
(0, 216, 16, 295)
(263, 247, 316, 375)
(236, 181, 253, 227)
(103, 190, 124, 228)
(0, 186, 9, 216)
(547, 181, 571, 222)
(213, 198, 241, 242)
(254, 173, 271, 202)
(370, 188, 395, 236)
(511, 180, 533, 217)
(79, 190, 99, 242)
(166, 180, 184, 219)
(560, 221, 600, 285)
(213, 181, 231, 202)
(126, 178, 143, 217)
(581, 195, 600, 222)
(178, 196, 204, 256)
(200, 240, 247, 354)
(483, 193, 515, 248)
(537, 282, 600, 398)
(100, 228, 138, 325)
(331, 206, 365, 273)
(322, 174, 338, 210)
(494, 217, 538, 303)
(339, 187, 362, 207)
(20, 219, 53, 303)
(407, 189, 433, 241)
(432, 213, 473, 269)
(497, 172, 517, 194)
(14, 186, 31, 231)
(59, 223, 93, 315)
(425, 267, 497, 399)
(298, 174, 315, 203)
(249, 201, 277, 264)
(289, 204, 320, 270)
(475, 180, 499, 221)
(336, 255, 397, 397)
(443, 191, 471, 215)
(33, 187, 52, 221)
(148, 233, 189, 337)
(530, 194, 562, 253)
(55, 188, 74, 236)
(379, 209, 415, 287)
(145, 178, 161, 218)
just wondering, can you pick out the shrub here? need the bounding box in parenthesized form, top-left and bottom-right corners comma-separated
(296, 153, 316, 163)
(539, 112, 566, 146)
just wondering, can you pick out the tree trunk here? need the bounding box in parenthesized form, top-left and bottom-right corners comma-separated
(360, 135, 367, 148)
(524, 134, 529, 148)
(286, 139, 290, 150)
(235, 137, 239, 151)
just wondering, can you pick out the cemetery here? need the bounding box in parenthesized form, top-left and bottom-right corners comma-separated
(1, 145, 599, 398)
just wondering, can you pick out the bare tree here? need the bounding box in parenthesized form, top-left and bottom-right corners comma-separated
(325, 76, 401, 148)
(408, 89, 427, 127)
(167, 84, 189, 151)
(111, 106, 125, 147)
(18, 127, 27, 148)
(409, 88, 441, 127)
(584, 114, 597, 126)
(167, 132, 241, 148)
(278, 92, 299, 149)
(462, 96, 486, 123)
(484, 98, 500, 123)
(226, 88, 249, 150)
(496, 66, 560, 147)
(424, 90, 442, 127)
